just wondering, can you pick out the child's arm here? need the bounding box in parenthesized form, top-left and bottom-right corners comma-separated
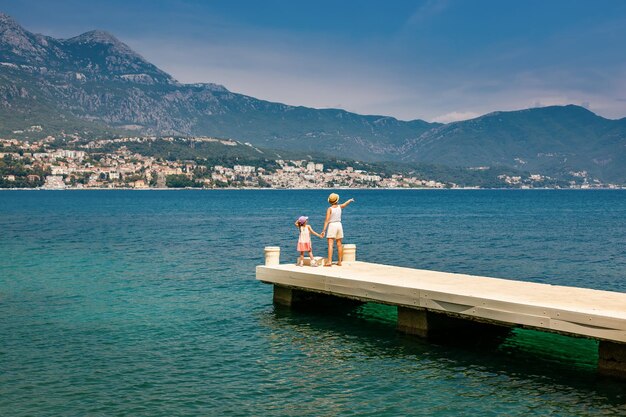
(307, 224, 323, 238)
(340, 198, 355, 209)
(295, 220, 300, 228)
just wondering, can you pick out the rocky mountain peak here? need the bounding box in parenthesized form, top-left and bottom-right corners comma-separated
(0, 13, 174, 83)
(65, 29, 142, 60)
(58, 29, 173, 83)
(0, 12, 54, 63)
(0, 12, 20, 28)
(67, 29, 119, 44)
(0, 14, 49, 47)
(0, 12, 29, 45)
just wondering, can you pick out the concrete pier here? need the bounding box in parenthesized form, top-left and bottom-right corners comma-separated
(257, 246, 626, 379)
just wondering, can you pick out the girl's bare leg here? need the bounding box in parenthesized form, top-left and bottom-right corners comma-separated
(337, 239, 343, 266)
(299, 251, 304, 266)
(325, 238, 334, 266)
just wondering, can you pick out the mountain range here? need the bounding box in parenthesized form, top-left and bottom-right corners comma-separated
(1, 12, 625, 183)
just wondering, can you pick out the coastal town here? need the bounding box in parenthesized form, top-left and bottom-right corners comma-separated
(0, 135, 620, 189)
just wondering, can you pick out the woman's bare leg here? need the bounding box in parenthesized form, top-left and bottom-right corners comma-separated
(325, 238, 334, 266)
(337, 239, 343, 266)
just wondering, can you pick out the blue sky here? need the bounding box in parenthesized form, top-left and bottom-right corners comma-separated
(2, 0, 626, 122)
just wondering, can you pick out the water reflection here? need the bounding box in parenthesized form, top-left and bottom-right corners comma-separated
(257, 302, 625, 413)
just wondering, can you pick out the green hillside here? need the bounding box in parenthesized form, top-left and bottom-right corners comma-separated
(405, 106, 626, 183)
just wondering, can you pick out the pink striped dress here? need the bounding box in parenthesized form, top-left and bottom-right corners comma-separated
(297, 226, 312, 251)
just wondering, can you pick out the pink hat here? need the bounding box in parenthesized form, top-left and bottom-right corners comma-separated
(297, 216, 308, 225)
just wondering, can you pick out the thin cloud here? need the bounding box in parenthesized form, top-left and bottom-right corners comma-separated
(132, 36, 413, 117)
(404, 0, 449, 28)
(433, 111, 480, 123)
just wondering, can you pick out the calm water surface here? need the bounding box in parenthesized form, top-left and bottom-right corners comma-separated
(1, 190, 625, 416)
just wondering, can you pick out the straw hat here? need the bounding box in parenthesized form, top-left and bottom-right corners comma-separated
(328, 193, 339, 204)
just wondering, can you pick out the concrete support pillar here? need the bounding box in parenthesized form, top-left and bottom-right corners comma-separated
(273, 285, 325, 308)
(343, 244, 356, 262)
(273, 285, 296, 306)
(397, 307, 430, 337)
(273, 285, 363, 311)
(598, 341, 626, 379)
(397, 306, 511, 344)
(264, 246, 280, 266)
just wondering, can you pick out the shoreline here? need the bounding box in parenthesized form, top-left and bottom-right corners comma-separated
(1, 187, 625, 191)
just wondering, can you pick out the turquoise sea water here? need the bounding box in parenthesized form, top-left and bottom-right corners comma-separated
(1, 189, 625, 416)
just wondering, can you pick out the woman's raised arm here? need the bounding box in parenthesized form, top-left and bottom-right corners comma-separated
(340, 198, 354, 209)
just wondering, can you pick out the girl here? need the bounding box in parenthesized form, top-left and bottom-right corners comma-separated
(322, 193, 354, 267)
(295, 216, 324, 267)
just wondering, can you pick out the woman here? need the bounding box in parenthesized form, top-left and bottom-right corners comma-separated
(322, 193, 354, 266)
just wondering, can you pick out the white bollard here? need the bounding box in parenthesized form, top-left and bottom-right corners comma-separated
(264, 246, 281, 266)
(343, 244, 356, 262)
